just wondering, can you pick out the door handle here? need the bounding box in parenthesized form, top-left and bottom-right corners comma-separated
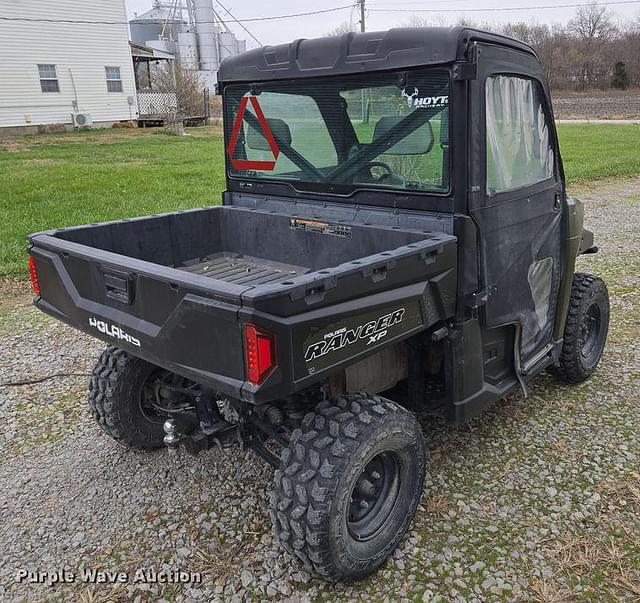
(554, 192, 562, 211)
(103, 269, 133, 304)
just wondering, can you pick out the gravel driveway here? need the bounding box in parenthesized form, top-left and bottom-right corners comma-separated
(1, 180, 638, 602)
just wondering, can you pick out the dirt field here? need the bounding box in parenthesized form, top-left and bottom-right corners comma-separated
(552, 89, 640, 120)
(0, 180, 638, 601)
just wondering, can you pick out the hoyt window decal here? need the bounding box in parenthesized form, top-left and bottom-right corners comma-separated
(401, 87, 449, 109)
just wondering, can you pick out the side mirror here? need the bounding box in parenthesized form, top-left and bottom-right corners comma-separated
(372, 116, 434, 155)
(246, 118, 292, 151)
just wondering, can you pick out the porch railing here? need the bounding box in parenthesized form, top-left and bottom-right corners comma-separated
(137, 90, 178, 117)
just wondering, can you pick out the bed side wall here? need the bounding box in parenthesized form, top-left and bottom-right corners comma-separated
(53, 206, 437, 270)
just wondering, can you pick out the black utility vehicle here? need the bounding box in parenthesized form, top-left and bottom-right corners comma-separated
(28, 27, 609, 582)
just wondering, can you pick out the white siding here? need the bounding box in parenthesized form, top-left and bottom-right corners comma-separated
(0, 0, 136, 128)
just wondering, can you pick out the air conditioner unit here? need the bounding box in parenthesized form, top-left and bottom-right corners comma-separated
(71, 112, 92, 128)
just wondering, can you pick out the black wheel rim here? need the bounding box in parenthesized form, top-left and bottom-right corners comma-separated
(348, 452, 401, 541)
(139, 369, 175, 424)
(580, 302, 602, 361)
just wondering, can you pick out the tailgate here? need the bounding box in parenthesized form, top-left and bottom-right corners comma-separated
(30, 234, 248, 400)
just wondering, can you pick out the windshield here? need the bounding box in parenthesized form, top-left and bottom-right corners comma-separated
(224, 68, 450, 195)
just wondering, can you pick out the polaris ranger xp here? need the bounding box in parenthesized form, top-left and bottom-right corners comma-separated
(27, 27, 609, 582)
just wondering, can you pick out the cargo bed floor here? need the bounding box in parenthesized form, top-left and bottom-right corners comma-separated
(177, 252, 310, 286)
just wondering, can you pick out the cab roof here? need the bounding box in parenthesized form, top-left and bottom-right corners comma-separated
(217, 27, 537, 84)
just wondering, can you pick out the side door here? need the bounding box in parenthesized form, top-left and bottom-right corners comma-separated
(468, 45, 564, 371)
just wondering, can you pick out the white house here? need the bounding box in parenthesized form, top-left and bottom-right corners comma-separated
(0, 0, 137, 132)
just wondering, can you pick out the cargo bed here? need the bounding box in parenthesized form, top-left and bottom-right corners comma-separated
(178, 253, 308, 285)
(29, 205, 457, 403)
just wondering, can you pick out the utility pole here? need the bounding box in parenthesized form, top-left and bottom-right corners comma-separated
(359, 0, 365, 32)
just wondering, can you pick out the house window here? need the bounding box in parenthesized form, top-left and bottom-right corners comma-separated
(105, 66, 123, 92)
(38, 64, 60, 93)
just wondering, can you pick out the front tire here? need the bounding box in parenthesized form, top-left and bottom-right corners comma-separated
(271, 393, 426, 582)
(88, 346, 169, 450)
(552, 272, 609, 384)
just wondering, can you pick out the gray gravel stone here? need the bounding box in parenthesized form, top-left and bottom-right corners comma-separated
(0, 179, 639, 601)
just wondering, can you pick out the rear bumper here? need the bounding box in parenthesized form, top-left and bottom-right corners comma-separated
(35, 277, 444, 404)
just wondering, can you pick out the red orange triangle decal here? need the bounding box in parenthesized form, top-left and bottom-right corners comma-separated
(226, 96, 280, 171)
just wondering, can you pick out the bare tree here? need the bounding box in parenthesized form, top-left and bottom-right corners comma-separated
(154, 63, 205, 118)
(324, 4, 640, 90)
(568, 2, 617, 40)
(568, 2, 618, 87)
(402, 15, 448, 28)
(455, 15, 478, 28)
(610, 18, 640, 89)
(326, 21, 356, 37)
(500, 22, 556, 85)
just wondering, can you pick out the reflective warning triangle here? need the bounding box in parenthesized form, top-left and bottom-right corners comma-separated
(226, 96, 280, 171)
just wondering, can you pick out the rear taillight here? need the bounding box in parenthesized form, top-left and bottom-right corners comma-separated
(243, 324, 277, 385)
(28, 256, 41, 297)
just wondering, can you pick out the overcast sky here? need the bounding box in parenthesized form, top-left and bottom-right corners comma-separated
(125, 0, 640, 48)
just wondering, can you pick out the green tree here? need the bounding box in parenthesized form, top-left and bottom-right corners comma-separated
(612, 61, 630, 89)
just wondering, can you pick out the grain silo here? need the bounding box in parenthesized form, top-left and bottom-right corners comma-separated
(129, 4, 185, 49)
(129, 0, 247, 89)
(177, 31, 199, 70)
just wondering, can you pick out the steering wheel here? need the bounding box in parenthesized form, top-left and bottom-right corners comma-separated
(366, 161, 394, 182)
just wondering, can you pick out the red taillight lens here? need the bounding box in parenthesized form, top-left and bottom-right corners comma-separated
(243, 324, 276, 385)
(28, 256, 41, 297)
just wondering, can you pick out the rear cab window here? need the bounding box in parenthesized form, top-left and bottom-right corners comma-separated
(224, 68, 451, 195)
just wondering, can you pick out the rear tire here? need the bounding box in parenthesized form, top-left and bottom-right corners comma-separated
(551, 272, 609, 384)
(271, 393, 426, 582)
(88, 346, 168, 450)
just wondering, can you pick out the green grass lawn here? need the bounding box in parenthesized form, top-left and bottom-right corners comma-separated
(1, 123, 640, 278)
(556, 123, 640, 182)
(0, 127, 225, 278)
